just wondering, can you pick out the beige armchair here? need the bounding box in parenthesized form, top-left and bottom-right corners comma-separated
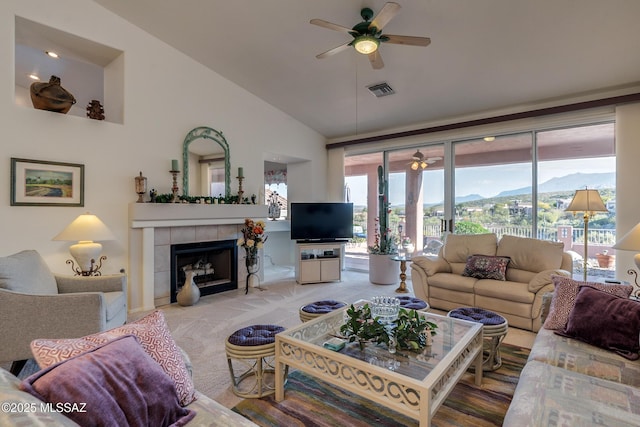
(0, 250, 127, 374)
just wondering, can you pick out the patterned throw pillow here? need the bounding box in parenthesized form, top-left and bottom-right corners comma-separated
(21, 335, 196, 426)
(556, 286, 640, 360)
(543, 275, 633, 331)
(30, 310, 196, 406)
(461, 255, 510, 281)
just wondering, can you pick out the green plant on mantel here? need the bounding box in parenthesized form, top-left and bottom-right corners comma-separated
(368, 165, 397, 255)
(151, 193, 241, 204)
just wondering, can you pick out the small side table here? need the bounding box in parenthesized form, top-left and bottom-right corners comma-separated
(390, 255, 411, 293)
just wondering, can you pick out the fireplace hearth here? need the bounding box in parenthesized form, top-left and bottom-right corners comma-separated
(171, 240, 237, 303)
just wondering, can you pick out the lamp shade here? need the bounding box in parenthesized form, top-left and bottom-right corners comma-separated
(53, 213, 115, 275)
(53, 213, 115, 242)
(613, 222, 640, 252)
(565, 189, 608, 215)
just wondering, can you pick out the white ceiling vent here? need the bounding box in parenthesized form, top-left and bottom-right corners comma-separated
(367, 82, 395, 97)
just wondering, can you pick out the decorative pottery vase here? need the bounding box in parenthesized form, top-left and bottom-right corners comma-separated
(30, 75, 77, 114)
(177, 271, 200, 306)
(368, 254, 400, 285)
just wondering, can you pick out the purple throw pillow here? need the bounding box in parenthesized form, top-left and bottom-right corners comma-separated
(20, 335, 196, 426)
(543, 275, 633, 330)
(462, 255, 510, 281)
(556, 286, 640, 360)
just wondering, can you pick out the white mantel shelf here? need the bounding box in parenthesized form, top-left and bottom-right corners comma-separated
(129, 203, 268, 228)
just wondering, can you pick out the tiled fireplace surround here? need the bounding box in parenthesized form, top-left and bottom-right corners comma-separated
(128, 203, 268, 311)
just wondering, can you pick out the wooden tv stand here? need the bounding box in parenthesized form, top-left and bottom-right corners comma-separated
(295, 242, 345, 284)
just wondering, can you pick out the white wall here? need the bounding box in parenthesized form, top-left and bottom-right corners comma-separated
(0, 1, 327, 308)
(615, 104, 640, 281)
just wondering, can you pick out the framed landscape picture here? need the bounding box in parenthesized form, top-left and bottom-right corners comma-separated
(11, 158, 84, 206)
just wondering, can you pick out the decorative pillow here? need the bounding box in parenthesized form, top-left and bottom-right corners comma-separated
(0, 250, 57, 294)
(21, 335, 196, 426)
(30, 310, 196, 406)
(543, 276, 633, 330)
(556, 286, 640, 360)
(461, 255, 510, 280)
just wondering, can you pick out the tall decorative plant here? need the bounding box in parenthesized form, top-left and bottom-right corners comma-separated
(237, 218, 267, 264)
(368, 165, 397, 255)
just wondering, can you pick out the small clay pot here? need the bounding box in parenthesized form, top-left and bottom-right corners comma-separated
(30, 75, 76, 114)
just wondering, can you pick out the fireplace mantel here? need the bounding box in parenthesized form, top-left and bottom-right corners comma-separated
(129, 203, 268, 228)
(128, 203, 268, 312)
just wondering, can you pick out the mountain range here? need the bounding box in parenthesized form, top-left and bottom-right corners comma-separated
(452, 172, 615, 204)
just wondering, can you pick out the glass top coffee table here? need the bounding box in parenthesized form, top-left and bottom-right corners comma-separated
(275, 306, 483, 427)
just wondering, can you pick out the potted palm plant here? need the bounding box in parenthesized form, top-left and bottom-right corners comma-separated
(368, 165, 400, 285)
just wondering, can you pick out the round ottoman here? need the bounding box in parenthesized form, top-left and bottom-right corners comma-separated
(299, 300, 347, 322)
(447, 307, 508, 371)
(225, 324, 287, 398)
(397, 296, 429, 311)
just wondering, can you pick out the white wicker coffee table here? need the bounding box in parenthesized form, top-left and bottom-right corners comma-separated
(275, 307, 483, 427)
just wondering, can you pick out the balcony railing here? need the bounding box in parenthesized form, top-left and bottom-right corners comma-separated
(422, 224, 615, 245)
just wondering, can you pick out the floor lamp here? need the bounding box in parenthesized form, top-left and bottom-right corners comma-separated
(565, 188, 608, 281)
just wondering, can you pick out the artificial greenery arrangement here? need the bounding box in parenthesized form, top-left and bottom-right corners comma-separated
(340, 303, 438, 352)
(368, 165, 397, 255)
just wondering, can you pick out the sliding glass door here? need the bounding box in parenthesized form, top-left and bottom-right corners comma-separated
(343, 120, 616, 278)
(452, 133, 533, 237)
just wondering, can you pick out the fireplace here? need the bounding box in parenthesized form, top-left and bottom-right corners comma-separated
(170, 240, 238, 303)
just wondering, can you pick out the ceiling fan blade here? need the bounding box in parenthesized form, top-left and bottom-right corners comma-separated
(368, 50, 384, 70)
(310, 19, 355, 35)
(384, 35, 431, 47)
(316, 43, 351, 59)
(370, 2, 401, 31)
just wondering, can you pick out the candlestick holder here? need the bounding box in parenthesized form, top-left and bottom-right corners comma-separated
(237, 176, 245, 204)
(170, 170, 180, 203)
(135, 171, 147, 203)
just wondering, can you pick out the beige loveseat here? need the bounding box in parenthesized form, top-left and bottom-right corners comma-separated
(410, 233, 573, 331)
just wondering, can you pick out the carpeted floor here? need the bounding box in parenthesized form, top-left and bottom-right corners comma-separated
(232, 343, 530, 427)
(142, 265, 534, 409)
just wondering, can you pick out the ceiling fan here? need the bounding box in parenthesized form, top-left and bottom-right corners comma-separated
(310, 2, 431, 70)
(410, 150, 441, 170)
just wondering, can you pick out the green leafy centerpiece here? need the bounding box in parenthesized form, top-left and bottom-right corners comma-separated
(340, 300, 437, 352)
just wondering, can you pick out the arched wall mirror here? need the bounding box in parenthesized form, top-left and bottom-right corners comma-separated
(182, 126, 230, 197)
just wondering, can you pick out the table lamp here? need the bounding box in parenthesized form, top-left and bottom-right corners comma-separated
(565, 188, 608, 281)
(613, 222, 640, 286)
(53, 212, 115, 276)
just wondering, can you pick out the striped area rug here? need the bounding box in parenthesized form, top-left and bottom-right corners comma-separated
(233, 343, 529, 426)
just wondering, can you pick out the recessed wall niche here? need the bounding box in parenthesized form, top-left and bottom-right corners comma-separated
(14, 16, 124, 124)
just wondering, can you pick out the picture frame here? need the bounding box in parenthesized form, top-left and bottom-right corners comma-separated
(11, 158, 84, 206)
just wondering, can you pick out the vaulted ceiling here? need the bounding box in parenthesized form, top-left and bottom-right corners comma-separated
(93, 0, 640, 140)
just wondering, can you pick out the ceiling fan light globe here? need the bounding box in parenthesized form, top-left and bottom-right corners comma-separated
(354, 35, 379, 54)
(411, 162, 419, 170)
(421, 161, 427, 169)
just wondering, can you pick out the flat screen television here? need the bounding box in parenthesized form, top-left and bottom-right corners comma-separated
(290, 202, 354, 242)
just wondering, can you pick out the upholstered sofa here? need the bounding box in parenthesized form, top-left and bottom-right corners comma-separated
(410, 233, 573, 331)
(504, 279, 640, 425)
(0, 309, 258, 426)
(0, 364, 257, 427)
